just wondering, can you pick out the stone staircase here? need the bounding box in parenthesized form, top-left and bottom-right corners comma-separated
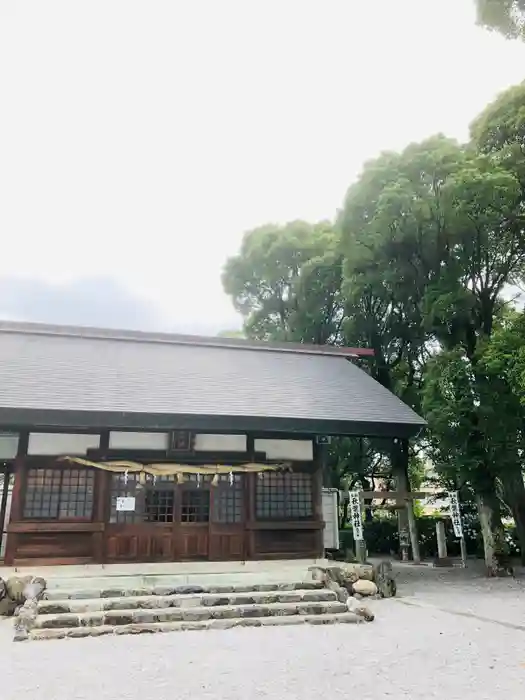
(27, 580, 365, 641)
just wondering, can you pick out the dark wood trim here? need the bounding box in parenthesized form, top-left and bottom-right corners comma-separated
(10, 457, 25, 522)
(246, 521, 323, 530)
(17, 431, 29, 456)
(0, 464, 11, 544)
(13, 557, 93, 567)
(8, 521, 104, 533)
(0, 408, 425, 439)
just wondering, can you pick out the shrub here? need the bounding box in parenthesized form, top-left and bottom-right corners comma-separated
(339, 513, 521, 559)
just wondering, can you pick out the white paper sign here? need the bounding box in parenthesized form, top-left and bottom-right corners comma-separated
(116, 496, 136, 512)
(447, 491, 463, 538)
(348, 490, 364, 541)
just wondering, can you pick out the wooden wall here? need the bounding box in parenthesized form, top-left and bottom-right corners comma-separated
(4, 440, 324, 566)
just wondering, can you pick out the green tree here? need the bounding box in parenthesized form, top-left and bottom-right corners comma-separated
(222, 221, 344, 343)
(476, 0, 525, 39)
(340, 129, 525, 571)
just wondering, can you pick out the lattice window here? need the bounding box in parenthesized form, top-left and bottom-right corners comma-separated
(255, 471, 313, 520)
(212, 474, 243, 523)
(24, 467, 95, 520)
(144, 489, 175, 523)
(181, 489, 210, 523)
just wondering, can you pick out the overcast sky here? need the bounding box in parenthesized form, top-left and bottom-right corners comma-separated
(1, 1, 525, 335)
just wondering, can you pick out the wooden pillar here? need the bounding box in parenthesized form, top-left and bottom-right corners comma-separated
(0, 464, 11, 558)
(391, 438, 420, 564)
(436, 520, 447, 559)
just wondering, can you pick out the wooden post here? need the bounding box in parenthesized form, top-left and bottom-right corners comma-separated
(459, 535, 467, 568)
(406, 497, 421, 564)
(0, 465, 11, 556)
(355, 491, 366, 563)
(436, 520, 447, 559)
(391, 438, 420, 563)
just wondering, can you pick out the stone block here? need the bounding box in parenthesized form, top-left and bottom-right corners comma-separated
(180, 621, 210, 631)
(239, 618, 262, 627)
(32, 628, 67, 640)
(240, 606, 266, 618)
(70, 590, 100, 600)
(352, 580, 378, 597)
(209, 585, 234, 594)
(67, 627, 93, 638)
(253, 584, 278, 592)
(202, 596, 230, 607)
(258, 594, 279, 604)
(210, 607, 238, 619)
(302, 590, 335, 602)
(260, 616, 304, 626)
(104, 612, 133, 626)
(179, 596, 204, 609)
(277, 593, 301, 603)
(231, 595, 256, 605)
(174, 585, 205, 595)
(100, 589, 125, 599)
(128, 589, 152, 597)
(89, 626, 114, 637)
(273, 605, 298, 617)
(181, 608, 211, 622)
(295, 581, 323, 590)
(104, 598, 140, 611)
(209, 618, 240, 630)
(40, 614, 79, 629)
(80, 613, 105, 627)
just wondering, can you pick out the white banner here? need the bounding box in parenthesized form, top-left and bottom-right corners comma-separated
(348, 490, 364, 541)
(447, 491, 463, 538)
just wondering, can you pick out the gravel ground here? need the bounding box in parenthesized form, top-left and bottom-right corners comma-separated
(1, 565, 525, 700)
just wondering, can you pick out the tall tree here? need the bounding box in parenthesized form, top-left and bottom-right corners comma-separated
(339, 136, 466, 559)
(340, 130, 525, 572)
(222, 221, 344, 343)
(476, 0, 525, 39)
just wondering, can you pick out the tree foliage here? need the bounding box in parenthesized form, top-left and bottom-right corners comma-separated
(222, 81, 525, 566)
(476, 0, 525, 39)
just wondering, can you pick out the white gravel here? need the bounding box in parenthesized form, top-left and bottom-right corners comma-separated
(1, 566, 525, 700)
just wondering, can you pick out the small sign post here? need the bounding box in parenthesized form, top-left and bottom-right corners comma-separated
(448, 491, 467, 568)
(116, 496, 136, 512)
(348, 490, 366, 563)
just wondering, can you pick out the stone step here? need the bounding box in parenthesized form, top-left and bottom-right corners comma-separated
(29, 611, 365, 640)
(39, 587, 336, 615)
(43, 580, 323, 601)
(35, 600, 349, 629)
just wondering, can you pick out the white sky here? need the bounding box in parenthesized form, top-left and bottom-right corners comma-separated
(1, 0, 525, 333)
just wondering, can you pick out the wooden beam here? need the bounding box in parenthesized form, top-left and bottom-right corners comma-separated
(362, 491, 429, 501)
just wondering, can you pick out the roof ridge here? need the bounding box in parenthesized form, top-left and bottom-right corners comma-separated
(0, 320, 374, 359)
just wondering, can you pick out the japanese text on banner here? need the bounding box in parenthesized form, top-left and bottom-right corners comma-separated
(447, 491, 463, 538)
(348, 490, 364, 541)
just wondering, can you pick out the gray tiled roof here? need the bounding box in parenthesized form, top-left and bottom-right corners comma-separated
(0, 322, 425, 437)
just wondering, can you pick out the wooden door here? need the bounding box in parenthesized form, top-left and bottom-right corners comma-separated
(176, 474, 211, 560)
(104, 471, 248, 563)
(208, 473, 246, 560)
(105, 473, 178, 562)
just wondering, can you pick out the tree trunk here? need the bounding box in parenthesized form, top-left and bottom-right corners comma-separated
(391, 438, 420, 564)
(476, 493, 505, 576)
(500, 464, 525, 565)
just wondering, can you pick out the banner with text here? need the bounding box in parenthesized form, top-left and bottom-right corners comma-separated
(447, 491, 464, 538)
(348, 490, 364, 541)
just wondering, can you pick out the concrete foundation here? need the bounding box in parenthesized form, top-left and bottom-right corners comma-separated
(0, 558, 329, 592)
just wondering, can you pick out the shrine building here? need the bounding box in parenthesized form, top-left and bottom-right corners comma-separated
(0, 321, 425, 567)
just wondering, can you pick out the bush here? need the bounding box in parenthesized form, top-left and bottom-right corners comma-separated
(340, 514, 521, 560)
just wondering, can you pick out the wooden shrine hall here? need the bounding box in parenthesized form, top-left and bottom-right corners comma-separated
(0, 321, 425, 567)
